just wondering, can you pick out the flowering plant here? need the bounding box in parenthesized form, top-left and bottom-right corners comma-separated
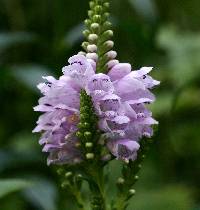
(33, 0, 159, 209)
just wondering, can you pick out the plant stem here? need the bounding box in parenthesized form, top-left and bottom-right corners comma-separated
(89, 166, 106, 210)
(112, 138, 154, 210)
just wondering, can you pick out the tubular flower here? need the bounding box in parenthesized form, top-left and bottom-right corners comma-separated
(33, 54, 159, 164)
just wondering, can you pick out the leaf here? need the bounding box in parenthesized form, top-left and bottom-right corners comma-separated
(63, 23, 84, 47)
(23, 179, 58, 210)
(0, 32, 36, 52)
(128, 0, 157, 21)
(0, 179, 33, 198)
(11, 64, 53, 91)
(129, 185, 194, 210)
(157, 26, 200, 87)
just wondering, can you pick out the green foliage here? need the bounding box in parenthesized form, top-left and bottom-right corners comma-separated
(0, 179, 32, 198)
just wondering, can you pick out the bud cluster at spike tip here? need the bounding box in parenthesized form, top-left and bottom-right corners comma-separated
(33, 54, 160, 165)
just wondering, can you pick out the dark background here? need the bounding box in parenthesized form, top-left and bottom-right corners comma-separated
(0, 0, 200, 209)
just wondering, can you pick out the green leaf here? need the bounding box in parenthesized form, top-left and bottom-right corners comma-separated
(23, 179, 58, 210)
(129, 185, 194, 210)
(0, 32, 36, 52)
(11, 64, 53, 91)
(0, 179, 33, 198)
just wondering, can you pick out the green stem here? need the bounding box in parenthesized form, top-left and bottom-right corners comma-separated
(89, 166, 106, 210)
(112, 138, 154, 210)
(71, 186, 87, 210)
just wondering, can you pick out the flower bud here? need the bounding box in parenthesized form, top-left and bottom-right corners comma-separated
(65, 171, 73, 178)
(103, 40, 114, 49)
(83, 30, 90, 37)
(86, 153, 94, 159)
(84, 131, 92, 139)
(84, 19, 92, 27)
(88, 34, 98, 42)
(86, 53, 98, 61)
(87, 44, 97, 52)
(129, 189, 136, 195)
(94, 5, 103, 14)
(88, 10, 94, 18)
(85, 142, 93, 148)
(117, 177, 125, 184)
(107, 59, 119, 69)
(93, 15, 101, 23)
(106, 51, 117, 59)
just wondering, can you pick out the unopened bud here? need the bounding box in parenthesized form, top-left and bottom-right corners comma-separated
(106, 51, 117, 59)
(93, 15, 101, 23)
(87, 44, 97, 52)
(84, 19, 91, 27)
(57, 168, 64, 175)
(89, 2, 95, 9)
(86, 53, 98, 61)
(88, 10, 94, 18)
(86, 153, 94, 159)
(61, 181, 69, 188)
(88, 34, 98, 42)
(117, 177, 125, 184)
(104, 40, 114, 48)
(107, 59, 119, 69)
(103, 2, 110, 9)
(103, 30, 113, 38)
(78, 51, 86, 56)
(83, 30, 90, 37)
(85, 142, 93, 148)
(94, 5, 103, 13)
(91, 23, 99, 30)
(65, 171, 73, 178)
(129, 189, 136, 195)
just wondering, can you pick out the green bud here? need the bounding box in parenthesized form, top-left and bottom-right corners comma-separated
(81, 42, 89, 51)
(84, 131, 92, 139)
(141, 154, 146, 159)
(65, 171, 73, 178)
(129, 189, 136, 195)
(57, 168, 64, 175)
(89, 1, 95, 9)
(76, 131, 83, 138)
(134, 175, 139, 181)
(88, 34, 98, 42)
(84, 19, 92, 27)
(86, 153, 94, 159)
(61, 181, 69, 188)
(83, 30, 90, 37)
(94, 5, 103, 14)
(77, 174, 83, 179)
(102, 12, 110, 22)
(88, 10, 94, 18)
(103, 2, 110, 9)
(117, 177, 125, 184)
(100, 30, 113, 43)
(85, 142, 93, 148)
(93, 15, 101, 23)
(103, 40, 114, 49)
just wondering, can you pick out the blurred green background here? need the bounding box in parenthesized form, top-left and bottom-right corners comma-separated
(0, 0, 200, 209)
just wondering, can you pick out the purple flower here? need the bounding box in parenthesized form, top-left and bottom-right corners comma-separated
(34, 54, 159, 165)
(87, 63, 159, 161)
(107, 139, 140, 161)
